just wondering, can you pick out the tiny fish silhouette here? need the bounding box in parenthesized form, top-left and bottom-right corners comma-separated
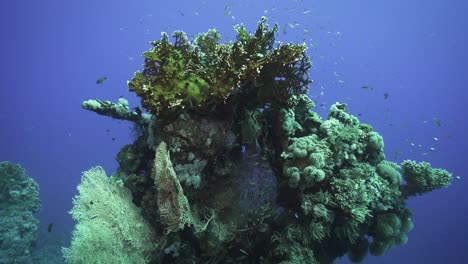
(96, 76, 107, 84)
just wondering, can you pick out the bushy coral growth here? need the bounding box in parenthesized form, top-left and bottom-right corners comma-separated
(0, 161, 41, 264)
(128, 17, 310, 117)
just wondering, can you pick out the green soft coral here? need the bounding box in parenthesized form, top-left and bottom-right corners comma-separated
(368, 212, 413, 256)
(282, 134, 332, 188)
(401, 160, 453, 196)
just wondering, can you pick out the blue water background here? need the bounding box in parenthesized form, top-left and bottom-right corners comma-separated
(1, 0, 467, 262)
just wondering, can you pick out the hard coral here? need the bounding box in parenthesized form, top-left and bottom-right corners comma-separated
(128, 17, 310, 118)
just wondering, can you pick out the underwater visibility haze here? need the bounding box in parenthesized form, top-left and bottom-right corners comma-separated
(1, 0, 467, 263)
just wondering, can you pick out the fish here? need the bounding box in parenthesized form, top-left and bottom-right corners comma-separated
(47, 222, 54, 233)
(96, 76, 107, 84)
(122, 239, 131, 249)
(224, 3, 234, 16)
(239, 248, 249, 255)
(333, 71, 343, 78)
(361, 86, 374, 90)
(384, 93, 389, 99)
(433, 117, 441, 127)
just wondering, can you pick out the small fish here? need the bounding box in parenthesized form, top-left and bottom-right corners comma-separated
(303, 9, 311, 14)
(433, 117, 441, 127)
(47, 222, 54, 233)
(384, 93, 389, 99)
(433, 137, 439, 141)
(456, 176, 461, 180)
(333, 71, 343, 78)
(224, 3, 235, 10)
(96, 76, 107, 84)
(361, 86, 374, 90)
(122, 239, 131, 249)
(429, 147, 436, 151)
(112, 137, 116, 141)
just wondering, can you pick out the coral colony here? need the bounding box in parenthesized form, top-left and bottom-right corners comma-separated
(65, 18, 452, 263)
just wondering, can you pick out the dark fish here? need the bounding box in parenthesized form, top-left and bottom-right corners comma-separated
(47, 222, 54, 233)
(96, 76, 107, 84)
(122, 239, 131, 248)
(112, 137, 116, 141)
(135, 107, 142, 115)
(433, 117, 441, 127)
(361, 86, 374, 90)
(384, 93, 389, 99)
